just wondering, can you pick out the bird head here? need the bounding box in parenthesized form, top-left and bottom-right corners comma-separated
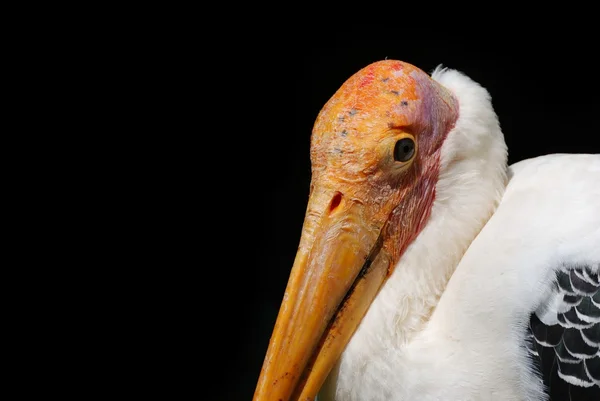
(253, 60, 500, 401)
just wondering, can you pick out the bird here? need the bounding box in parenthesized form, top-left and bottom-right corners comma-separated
(252, 60, 600, 401)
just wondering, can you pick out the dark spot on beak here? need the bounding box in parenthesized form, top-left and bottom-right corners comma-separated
(391, 90, 400, 96)
(348, 108, 357, 116)
(382, 77, 389, 82)
(341, 130, 348, 137)
(401, 100, 409, 106)
(329, 192, 343, 213)
(338, 115, 345, 122)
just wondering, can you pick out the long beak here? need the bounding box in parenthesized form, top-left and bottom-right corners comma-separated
(253, 186, 392, 401)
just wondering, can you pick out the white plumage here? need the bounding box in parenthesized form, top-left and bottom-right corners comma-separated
(318, 68, 600, 401)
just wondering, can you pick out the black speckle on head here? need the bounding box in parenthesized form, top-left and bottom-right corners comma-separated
(382, 77, 389, 82)
(401, 100, 408, 106)
(391, 90, 400, 96)
(334, 148, 343, 154)
(348, 108, 357, 116)
(341, 130, 348, 137)
(338, 115, 345, 122)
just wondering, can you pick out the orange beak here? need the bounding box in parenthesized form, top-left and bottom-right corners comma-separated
(253, 185, 392, 401)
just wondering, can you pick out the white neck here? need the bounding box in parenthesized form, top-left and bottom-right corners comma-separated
(320, 67, 508, 401)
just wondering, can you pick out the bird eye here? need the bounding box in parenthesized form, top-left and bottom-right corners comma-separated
(394, 137, 415, 162)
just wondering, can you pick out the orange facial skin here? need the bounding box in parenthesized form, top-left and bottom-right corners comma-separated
(254, 60, 459, 401)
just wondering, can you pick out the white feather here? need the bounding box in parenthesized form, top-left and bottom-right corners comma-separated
(319, 66, 600, 401)
(557, 370, 595, 388)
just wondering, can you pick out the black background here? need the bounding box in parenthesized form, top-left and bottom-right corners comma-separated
(224, 35, 600, 401)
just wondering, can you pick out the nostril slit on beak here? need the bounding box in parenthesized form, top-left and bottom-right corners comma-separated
(329, 192, 343, 213)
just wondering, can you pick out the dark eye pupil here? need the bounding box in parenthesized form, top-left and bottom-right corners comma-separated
(394, 138, 415, 162)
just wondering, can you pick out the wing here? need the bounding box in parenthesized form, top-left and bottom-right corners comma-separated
(503, 154, 600, 400)
(527, 264, 600, 400)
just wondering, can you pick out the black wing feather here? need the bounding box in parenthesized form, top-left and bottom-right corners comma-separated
(527, 265, 600, 400)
